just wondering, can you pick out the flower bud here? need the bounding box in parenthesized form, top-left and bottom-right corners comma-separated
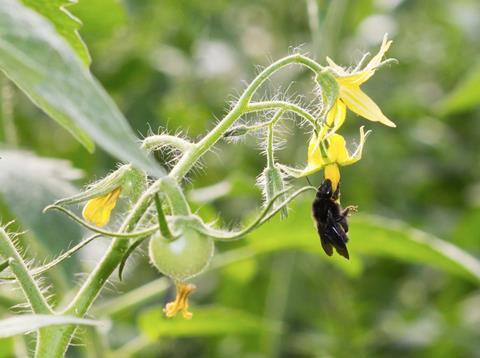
(55, 164, 132, 206)
(53, 164, 147, 227)
(223, 125, 250, 138)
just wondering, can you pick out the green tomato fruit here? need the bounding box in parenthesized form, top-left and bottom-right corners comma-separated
(149, 227, 214, 281)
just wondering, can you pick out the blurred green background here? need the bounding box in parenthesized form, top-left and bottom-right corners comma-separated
(1, 0, 480, 357)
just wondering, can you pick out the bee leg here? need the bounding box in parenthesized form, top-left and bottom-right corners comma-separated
(336, 206, 357, 233)
(341, 205, 358, 217)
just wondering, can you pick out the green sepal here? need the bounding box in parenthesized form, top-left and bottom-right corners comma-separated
(223, 125, 250, 138)
(122, 167, 147, 203)
(315, 70, 339, 120)
(53, 164, 132, 205)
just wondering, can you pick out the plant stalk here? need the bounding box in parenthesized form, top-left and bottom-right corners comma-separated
(35, 53, 323, 357)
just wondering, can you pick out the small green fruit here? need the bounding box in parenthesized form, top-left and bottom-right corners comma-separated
(149, 227, 214, 281)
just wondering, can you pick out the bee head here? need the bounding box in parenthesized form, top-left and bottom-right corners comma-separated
(317, 179, 333, 198)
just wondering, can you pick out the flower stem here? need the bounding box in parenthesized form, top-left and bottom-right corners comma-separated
(169, 54, 321, 180)
(36, 53, 324, 357)
(247, 101, 316, 126)
(266, 110, 284, 168)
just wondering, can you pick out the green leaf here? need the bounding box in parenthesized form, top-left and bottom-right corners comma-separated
(438, 60, 480, 115)
(0, 150, 84, 282)
(0, 314, 102, 338)
(241, 201, 480, 283)
(21, 0, 91, 66)
(0, 338, 13, 358)
(138, 306, 275, 340)
(69, 0, 126, 45)
(0, 0, 165, 177)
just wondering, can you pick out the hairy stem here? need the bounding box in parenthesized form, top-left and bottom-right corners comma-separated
(142, 134, 193, 153)
(0, 229, 50, 313)
(247, 101, 316, 125)
(37, 53, 324, 356)
(266, 110, 283, 168)
(35, 184, 158, 357)
(169, 54, 321, 180)
(0, 229, 54, 358)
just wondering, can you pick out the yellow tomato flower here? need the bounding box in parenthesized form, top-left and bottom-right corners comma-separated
(317, 99, 347, 140)
(82, 187, 121, 227)
(326, 34, 396, 128)
(164, 282, 196, 319)
(302, 127, 370, 190)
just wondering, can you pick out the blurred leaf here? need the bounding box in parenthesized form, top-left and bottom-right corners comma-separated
(21, 0, 91, 66)
(0, 150, 83, 279)
(439, 60, 480, 115)
(452, 208, 480, 250)
(70, 0, 126, 44)
(241, 201, 480, 283)
(0, 338, 13, 357)
(0, 0, 165, 177)
(351, 215, 480, 282)
(0, 314, 101, 338)
(138, 306, 274, 340)
(221, 258, 258, 284)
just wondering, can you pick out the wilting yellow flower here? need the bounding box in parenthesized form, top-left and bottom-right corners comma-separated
(164, 282, 196, 319)
(325, 34, 396, 128)
(302, 127, 370, 190)
(82, 187, 121, 227)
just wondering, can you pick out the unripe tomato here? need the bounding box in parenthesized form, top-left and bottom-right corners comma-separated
(149, 226, 214, 281)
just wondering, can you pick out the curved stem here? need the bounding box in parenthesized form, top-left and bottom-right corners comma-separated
(36, 184, 158, 357)
(37, 54, 324, 356)
(247, 101, 316, 125)
(237, 54, 323, 107)
(199, 186, 316, 241)
(158, 177, 190, 215)
(142, 135, 193, 153)
(44, 205, 158, 239)
(169, 54, 322, 181)
(0, 234, 102, 281)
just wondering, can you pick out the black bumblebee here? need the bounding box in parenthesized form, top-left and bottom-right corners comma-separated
(312, 179, 356, 259)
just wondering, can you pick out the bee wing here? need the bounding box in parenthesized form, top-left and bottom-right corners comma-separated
(331, 232, 349, 259)
(320, 237, 334, 256)
(327, 212, 350, 259)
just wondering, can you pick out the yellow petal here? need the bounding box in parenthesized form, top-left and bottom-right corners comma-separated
(337, 72, 372, 87)
(163, 283, 196, 319)
(82, 187, 121, 227)
(325, 100, 347, 132)
(327, 134, 349, 163)
(299, 163, 323, 177)
(324, 164, 340, 191)
(307, 133, 326, 168)
(339, 85, 396, 127)
(338, 34, 392, 86)
(364, 34, 392, 72)
(298, 133, 328, 177)
(339, 126, 371, 166)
